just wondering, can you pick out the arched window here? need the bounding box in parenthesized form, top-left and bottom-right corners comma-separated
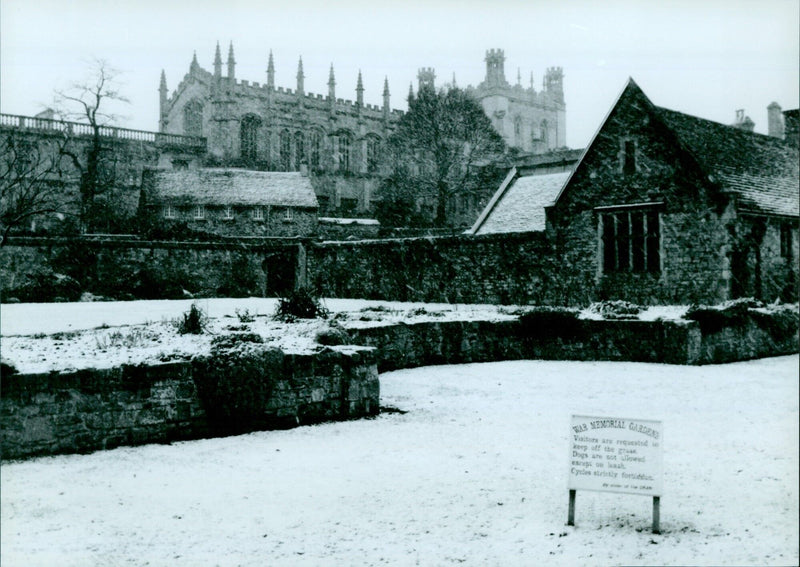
(540, 120, 549, 148)
(280, 129, 292, 171)
(337, 131, 352, 172)
(366, 135, 381, 173)
(309, 130, 322, 169)
(183, 100, 203, 137)
(240, 114, 261, 163)
(294, 131, 305, 170)
(514, 116, 522, 146)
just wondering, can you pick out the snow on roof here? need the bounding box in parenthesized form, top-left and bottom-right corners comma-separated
(143, 168, 319, 208)
(471, 171, 570, 235)
(319, 217, 380, 225)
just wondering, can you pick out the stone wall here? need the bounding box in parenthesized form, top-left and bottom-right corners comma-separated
(308, 232, 568, 305)
(0, 237, 304, 301)
(348, 308, 797, 372)
(1, 346, 378, 461)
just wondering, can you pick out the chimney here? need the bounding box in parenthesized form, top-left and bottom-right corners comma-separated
(731, 109, 755, 133)
(767, 102, 785, 139)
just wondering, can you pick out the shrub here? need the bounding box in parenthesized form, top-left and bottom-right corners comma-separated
(274, 288, 329, 322)
(175, 303, 208, 335)
(315, 324, 351, 346)
(519, 307, 584, 340)
(9, 269, 82, 303)
(684, 298, 760, 334)
(235, 308, 256, 323)
(211, 332, 264, 351)
(1, 360, 18, 375)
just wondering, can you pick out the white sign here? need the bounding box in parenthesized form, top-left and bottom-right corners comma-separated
(568, 415, 663, 496)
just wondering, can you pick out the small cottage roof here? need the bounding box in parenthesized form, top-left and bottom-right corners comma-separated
(470, 170, 570, 234)
(143, 168, 318, 208)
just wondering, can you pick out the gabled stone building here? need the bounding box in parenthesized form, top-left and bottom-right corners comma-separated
(545, 79, 798, 304)
(140, 168, 318, 238)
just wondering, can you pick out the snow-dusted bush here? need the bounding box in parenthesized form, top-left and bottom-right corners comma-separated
(274, 288, 329, 322)
(175, 303, 208, 335)
(315, 324, 351, 346)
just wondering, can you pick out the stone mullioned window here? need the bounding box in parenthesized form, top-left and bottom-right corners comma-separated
(599, 207, 661, 274)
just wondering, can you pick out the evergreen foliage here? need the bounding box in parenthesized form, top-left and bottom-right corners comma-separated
(377, 85, 506, 228)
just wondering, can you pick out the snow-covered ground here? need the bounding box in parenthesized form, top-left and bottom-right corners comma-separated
(1, 356, 797, 566)
(0, 298, 690, 374)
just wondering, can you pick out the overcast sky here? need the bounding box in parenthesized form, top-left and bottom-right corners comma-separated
(1, 0, 798, 148)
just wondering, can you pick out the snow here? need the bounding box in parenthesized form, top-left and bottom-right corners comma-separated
(0, 299, 518, 374)
(2, 356, 798, 566)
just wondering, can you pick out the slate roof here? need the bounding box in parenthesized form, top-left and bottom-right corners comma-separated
(470, 170, 570, 234)
(143, 168, 318, 208)
(656, 106, 799, 217)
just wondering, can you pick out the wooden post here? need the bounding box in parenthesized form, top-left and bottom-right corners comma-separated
(567, 489, 576, 526)
(652, 496, 661, 534)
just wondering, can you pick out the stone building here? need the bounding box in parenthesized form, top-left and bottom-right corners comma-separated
(0, 112, 205, 236)
(158, 46, 567, 222)
(466, 49, 566, 153)
(158, 44, 400, 218)
(140, 168, 318, 238)
(544, 79, 798, 304)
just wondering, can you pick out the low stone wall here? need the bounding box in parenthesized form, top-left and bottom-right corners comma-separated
(0, 347, 378, 461)
(348, 312, 797, 372)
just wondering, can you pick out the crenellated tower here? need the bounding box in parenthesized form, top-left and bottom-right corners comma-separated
(417, 67, 436, 91)
(484, 49, 507, 88)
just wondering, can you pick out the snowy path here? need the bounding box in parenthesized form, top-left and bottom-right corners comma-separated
(2, 356, 798, 566)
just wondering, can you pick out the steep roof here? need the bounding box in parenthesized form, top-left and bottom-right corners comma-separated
(470, 170, 570, 234)
(144, 168, 318, 208)
(551, 79, 799, 218)
(656, 107, 799, 217)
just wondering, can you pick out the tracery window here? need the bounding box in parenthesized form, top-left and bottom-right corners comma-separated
(309, 130, 322, 169)
(280, 129, 292, 171)
(294, 131, 305, 170)
(366, 136, 381, 173)
(240, 115, 261, 163)
(183, 100, 203, 137)
(337, 132, 352, 172)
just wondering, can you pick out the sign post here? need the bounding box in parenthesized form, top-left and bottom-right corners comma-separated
(567, 415, 663, 534)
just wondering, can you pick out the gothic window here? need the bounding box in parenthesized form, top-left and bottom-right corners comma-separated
(601, 209, 660, 274)
(337, 132, 352, 172)
(183, 100, 203, 137)
(366, 136, 381, 173)
(622, 139, 637, 175)
(240, 115, 261, 163)
(540, 120, 549, 147)
(294, 131, 305, 170)
(309, 130, 322, 169)
(280, 129, 292, 171)
(514, 116, 522, 145)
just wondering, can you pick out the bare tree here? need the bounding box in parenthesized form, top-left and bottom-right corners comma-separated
(54, 59, 130, 231)
(0, 131, 75, 245)
(380, 85, 505, 227)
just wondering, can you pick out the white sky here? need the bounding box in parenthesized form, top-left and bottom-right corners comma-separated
(1, 0, 798, 148)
